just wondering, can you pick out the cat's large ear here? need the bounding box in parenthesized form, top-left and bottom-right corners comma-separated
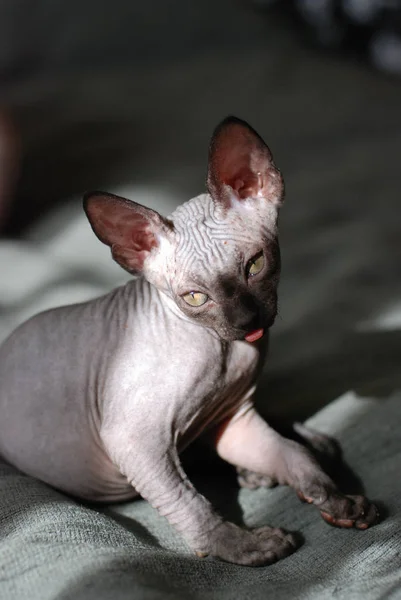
(207, 116, 284, 210)
(84, 192, 174, 274)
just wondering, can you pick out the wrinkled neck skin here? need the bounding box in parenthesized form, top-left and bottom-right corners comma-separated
(117, 273, 269, 367)
(127, 272, 268, 435)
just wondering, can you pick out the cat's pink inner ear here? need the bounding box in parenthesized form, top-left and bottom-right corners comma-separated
(207, 117, 283, 207)
(220, 163, 262, 200)
(84, 193, 160, 273)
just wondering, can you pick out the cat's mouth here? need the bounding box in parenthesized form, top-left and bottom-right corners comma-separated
(244, 328, 265, 343)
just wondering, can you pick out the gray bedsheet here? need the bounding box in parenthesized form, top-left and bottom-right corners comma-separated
(0, 390, 399, 600)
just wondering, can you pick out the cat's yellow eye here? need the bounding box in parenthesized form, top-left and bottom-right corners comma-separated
(247, 252, 264, 277)
(182, 291, 209, 307)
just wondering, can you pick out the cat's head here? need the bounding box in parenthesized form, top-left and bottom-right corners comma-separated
(84, 116, 284, 343)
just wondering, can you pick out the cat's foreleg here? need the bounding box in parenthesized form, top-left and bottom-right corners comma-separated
(102, 424, 297, 566)
(215, 406, 378, 529)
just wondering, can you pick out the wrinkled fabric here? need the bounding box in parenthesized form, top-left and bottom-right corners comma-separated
(0, 391, 399, 600)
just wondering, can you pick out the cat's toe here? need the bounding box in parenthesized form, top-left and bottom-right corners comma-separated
(237, 467, 277, 489)
(320, 494, 379, 529)
(200, 521, 299, 566)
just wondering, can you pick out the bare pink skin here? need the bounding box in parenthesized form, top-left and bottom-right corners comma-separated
(0, 117, 378, 567)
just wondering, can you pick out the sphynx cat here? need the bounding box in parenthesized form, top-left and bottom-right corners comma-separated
(0, 117, 378, 566)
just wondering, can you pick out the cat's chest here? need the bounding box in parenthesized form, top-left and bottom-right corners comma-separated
(177, 337, 264, 449)
(224, 339, 259, 379)
(219, 340, 263, 406)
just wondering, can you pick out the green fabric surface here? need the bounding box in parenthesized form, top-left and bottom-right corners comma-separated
(0, 392, 400, 600)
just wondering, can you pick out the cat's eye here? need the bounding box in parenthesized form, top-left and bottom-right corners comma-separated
(246, 252, 264, 277)
(182, 291, 209, 307)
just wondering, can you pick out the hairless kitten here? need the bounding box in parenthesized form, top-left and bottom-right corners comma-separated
(0, 117, 378, 566)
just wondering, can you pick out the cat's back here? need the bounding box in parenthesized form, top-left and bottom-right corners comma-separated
(0, 276, 153, 368)
(0, 288, 115, 383)
(0, 279, 151, 498)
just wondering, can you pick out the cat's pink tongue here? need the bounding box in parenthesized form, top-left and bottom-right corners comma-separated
(245, 328, 264, 343)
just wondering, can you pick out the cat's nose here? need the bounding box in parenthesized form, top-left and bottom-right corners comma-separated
(248, 314, 262, 330)
(235, 312, 260, 332)
(241, 310, 276, 332)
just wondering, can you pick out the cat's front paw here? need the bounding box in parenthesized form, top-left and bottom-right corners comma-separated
(319, 494, 379, 529)
(195, 521, 299, 566)
(298, 490, 379, 530)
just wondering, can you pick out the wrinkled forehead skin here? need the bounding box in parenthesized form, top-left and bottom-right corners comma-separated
(168, 193, 279, 293)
